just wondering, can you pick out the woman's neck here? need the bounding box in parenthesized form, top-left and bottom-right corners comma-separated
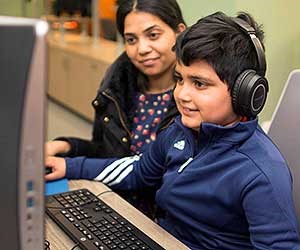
(146, 70, 174, 94)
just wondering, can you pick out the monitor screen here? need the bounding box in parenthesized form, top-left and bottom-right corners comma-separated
(0, 16, 48, 249)
(268, 70, 300, 226)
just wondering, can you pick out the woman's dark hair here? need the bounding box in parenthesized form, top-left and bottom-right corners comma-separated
(174, 11, 265, 90)
(116, 0, 186, 36)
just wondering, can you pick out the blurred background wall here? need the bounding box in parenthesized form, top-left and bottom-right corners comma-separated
(0, 0, 44, 17)
(1, 0, 300, 123)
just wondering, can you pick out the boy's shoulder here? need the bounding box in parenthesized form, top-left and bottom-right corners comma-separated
(238, 125, 282, 158)
(238, 125, 289, 175)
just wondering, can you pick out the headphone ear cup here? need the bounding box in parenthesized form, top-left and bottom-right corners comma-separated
(231, 70, 252, 116)
(232, 70, 268, 117)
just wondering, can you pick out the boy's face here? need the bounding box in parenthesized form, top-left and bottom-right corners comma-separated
(173, 60, 241, 131)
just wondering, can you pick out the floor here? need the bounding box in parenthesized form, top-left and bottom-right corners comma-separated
(46, 99, 93, 141)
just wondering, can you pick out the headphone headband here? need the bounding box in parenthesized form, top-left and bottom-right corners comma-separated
(233, 17, 266, 76)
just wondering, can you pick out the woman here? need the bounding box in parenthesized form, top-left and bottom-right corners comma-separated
(46, 0, 186, 218)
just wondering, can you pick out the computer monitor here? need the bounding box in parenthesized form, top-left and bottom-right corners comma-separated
(268, 69, 300, 226)
(0, 16, 48, 249)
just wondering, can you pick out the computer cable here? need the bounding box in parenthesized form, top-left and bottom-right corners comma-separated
(44, 239, 50, 250)
(96, 190, 114, 198)
(70, 242, 80, 250)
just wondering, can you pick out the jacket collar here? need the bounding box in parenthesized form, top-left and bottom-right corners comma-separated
(175, 116, 258, 144)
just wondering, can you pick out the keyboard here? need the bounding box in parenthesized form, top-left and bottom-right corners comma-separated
(46, 189, 165, 250)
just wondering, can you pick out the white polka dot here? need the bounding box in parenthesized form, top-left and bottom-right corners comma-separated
(153, 101, 158, 106)
(141, 108, 145, 113)
(145, 124, 149, 128)
(157, 110, 162, 115)
(134, 135, 139, 139)
(146, 139, 151, 144)
(163, 108, 168, 112)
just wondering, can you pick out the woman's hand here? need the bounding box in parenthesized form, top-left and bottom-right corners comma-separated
(45, 156, 67, 181)
(45, 140, 71, 157)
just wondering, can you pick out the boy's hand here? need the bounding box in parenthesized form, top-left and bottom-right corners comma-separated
(45, 156, 67, 181)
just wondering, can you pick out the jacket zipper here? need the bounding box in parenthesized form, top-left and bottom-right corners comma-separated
(178, 157, 193, 173)
(102, 91, 132, 137)
(177, 123, 214, 174)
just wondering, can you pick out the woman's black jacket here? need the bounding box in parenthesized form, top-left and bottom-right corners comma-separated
(57, 52, 179, 158)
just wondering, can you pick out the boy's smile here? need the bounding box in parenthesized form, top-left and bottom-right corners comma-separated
(173, 60, 241, 131)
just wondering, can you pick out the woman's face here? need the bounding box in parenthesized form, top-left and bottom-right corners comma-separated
(123, 11, 179, 79)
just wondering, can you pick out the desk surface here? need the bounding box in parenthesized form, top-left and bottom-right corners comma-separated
(45, 180, 188, 249)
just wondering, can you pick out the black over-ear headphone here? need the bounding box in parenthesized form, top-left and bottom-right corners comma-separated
(231, 17, 269, 118)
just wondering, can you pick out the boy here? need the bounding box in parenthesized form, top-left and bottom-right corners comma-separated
(46, 12, 300, 249)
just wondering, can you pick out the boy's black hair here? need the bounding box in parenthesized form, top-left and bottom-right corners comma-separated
(174, 11, 265, 90)
(116, 0, 186, 36)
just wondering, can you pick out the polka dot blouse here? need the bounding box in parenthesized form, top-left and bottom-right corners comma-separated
(130, 90, 172, 155)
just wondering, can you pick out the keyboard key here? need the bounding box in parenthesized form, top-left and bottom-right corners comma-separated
(108, 244, 117, 249)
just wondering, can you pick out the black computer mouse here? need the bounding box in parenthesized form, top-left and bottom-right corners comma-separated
(45, 167, 52, 175)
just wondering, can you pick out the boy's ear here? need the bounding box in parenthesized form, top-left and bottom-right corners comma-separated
(176, 23, 186, 35)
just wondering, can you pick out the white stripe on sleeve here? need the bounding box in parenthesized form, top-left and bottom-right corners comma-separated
(94, 155, 140, 183)
(94, 157, 131, 181)
(102, 156, 139, 184)
(108, 164, 134, 186)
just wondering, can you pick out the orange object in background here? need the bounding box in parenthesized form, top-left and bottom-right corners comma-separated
(99, 0, 116, 21)
(98, 0, 117, 40)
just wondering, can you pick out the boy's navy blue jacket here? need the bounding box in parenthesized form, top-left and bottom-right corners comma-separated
(66, 117, 300, 249)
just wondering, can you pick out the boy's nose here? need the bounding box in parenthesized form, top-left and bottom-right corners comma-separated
(176, 84, 192, 102)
